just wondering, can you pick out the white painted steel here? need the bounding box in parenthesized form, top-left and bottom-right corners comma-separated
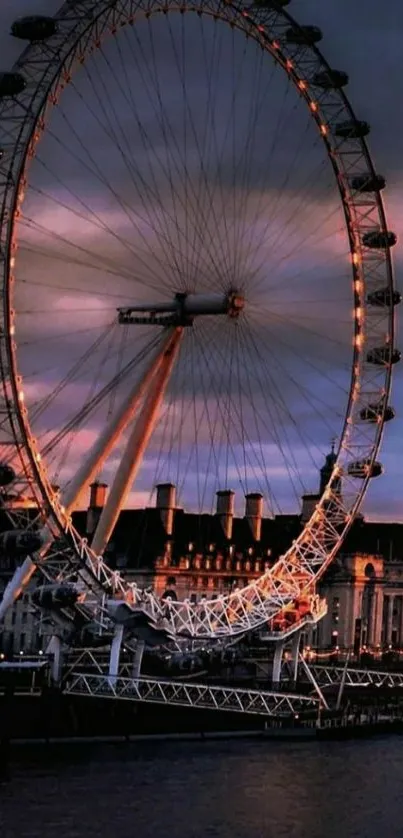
(63, 671, 320, 717)
(0, 0, 397, 643)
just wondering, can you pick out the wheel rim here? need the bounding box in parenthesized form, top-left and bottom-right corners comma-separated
(0, 0, 398, 638)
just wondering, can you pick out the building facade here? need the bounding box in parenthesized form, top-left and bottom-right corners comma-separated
(1, 449, 403, 656)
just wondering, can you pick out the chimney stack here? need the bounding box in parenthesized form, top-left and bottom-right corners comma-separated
(156, 483, 176, 536)
(245, 493, 263, 542)
(216, 489, 234, 540)
(87, 481, 108, 536)
(301, 493, 320, 523)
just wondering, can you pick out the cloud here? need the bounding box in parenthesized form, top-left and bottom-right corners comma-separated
(1, 0, 402, 523)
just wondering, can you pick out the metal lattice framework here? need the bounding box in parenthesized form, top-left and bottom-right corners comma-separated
(0, 0, 399, 639)
(307, 664, 403, 690)
(63, 670, 320, 716)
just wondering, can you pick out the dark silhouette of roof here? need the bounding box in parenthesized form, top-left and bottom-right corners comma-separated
(71, 505, 403, 572)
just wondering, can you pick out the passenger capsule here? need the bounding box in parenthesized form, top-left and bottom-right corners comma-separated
(0, 464, 15, 486)
(335, 120, 370, 139)
(11, 16, 57, 41)
(351, 174, 386, 193)
(360, 402, 395, 423)
(366, 346, 401, 366)
(363, 230, 397, 249)
(32, 583, 79, 610)
(0, 72, 26, 98)
(367, 288, 402, 308)
(347, 460, 383, 479)
(0, 529, 44, 557)
(285, 25, 322, 45)
(312, 69, 349, 89)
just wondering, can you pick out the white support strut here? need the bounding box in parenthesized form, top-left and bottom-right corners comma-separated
(91, 327, 183, 556)
(0, 329, 178, 620)
(62, 328, 178, 510)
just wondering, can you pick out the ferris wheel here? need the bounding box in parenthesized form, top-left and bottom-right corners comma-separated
(0, 0, 399, 642)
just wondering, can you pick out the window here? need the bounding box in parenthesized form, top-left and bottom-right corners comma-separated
(332, 612, 339, 624)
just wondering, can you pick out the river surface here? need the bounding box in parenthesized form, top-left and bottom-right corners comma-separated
(1, 736, 402, 837)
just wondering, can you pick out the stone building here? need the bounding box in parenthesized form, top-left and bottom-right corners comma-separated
(1, 448, 403, 655)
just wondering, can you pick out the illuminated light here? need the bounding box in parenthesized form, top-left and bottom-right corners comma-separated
(352, 252, 361, 266)
(18, 389, 24, 402)
(9, 325, 15, 336)
(286, 59, 294, 70)
(272, 40, 280, 50)
(257, 25, 265, 33)
(298, 80, 307, 90)
(310, 101, 318, 112)
(320, 124, 328, 136)
(242, 11, 250, 17)
(355, 334, 363, 348)
(10, 256, 15, 268)
(355, 307, 363, 322)
(35, 452, 41, 463)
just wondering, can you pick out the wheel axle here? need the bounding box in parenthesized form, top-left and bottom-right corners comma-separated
(117, 291, 245, 326)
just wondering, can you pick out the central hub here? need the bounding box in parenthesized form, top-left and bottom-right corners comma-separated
(117, 291, 245, 326)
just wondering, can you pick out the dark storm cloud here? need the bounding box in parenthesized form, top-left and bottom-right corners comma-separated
(0, 1, 402, 519)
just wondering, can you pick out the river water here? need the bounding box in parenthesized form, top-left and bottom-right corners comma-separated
(1, 736, 402, 837)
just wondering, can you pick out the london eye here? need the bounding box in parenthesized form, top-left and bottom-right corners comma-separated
(0, 0, 399, 645)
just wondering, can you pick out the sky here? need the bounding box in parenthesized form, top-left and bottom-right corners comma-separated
(0, 0, 402, 522)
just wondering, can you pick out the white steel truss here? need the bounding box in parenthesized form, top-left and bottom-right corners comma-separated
(0, 0, 398, 641)
(307, 664, 403, 690)
(63, 671, 320, 717)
